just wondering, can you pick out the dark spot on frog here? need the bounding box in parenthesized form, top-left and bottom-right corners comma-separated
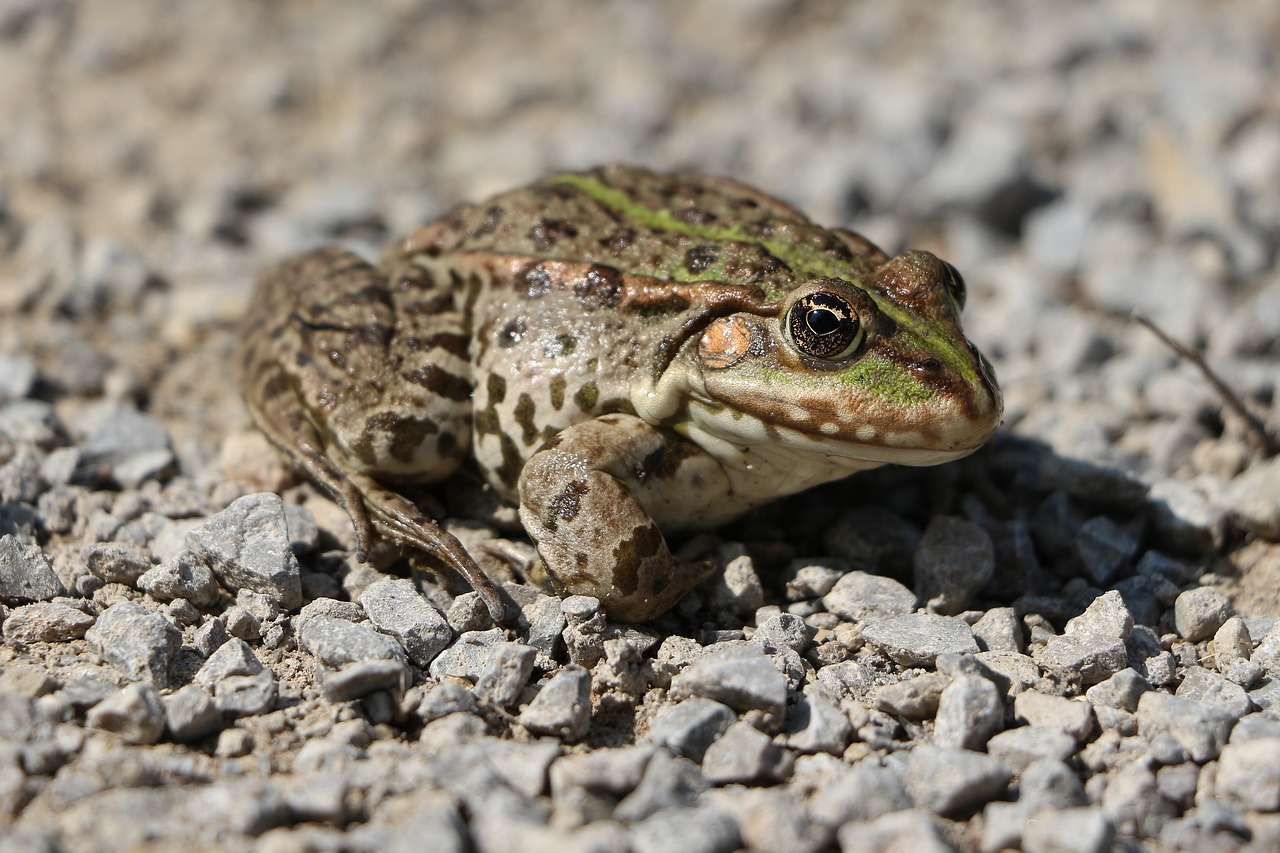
(637, 436, 696, 482)
(351, 411, 439, 466)
(495, 433, 523, 491)
(473, 406, 500, 436)
(421, 332, 469, 358)
(519, 263, 554, 299)
(406, 364, 471, 402)
(471, 205, 504, 239)
(549, 375, 566, 410)
(543, 334, 577, 359)
(575, 382, 599, 413)
(684, 244, 718, 274)
(611, 522, 665, 596)
(487, 373, 507, 405)
(436, 429, 459, 461)
(548, 478, 589, 525)
(573, 265, 623, 309)
(514, 393, 539, 446)
(529, 218, 579, 251)
(498, 318, 527, 348)
(676, 207, 716, 225)
(601, 226, 637, 253)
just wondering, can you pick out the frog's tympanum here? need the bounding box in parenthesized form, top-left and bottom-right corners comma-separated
(240, 166, 1002, 623)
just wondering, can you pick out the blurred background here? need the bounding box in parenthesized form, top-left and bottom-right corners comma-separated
(0, 0, 1276, 536)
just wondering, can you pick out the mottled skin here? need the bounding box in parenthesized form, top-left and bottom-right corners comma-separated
(240, 165, 1002, 623)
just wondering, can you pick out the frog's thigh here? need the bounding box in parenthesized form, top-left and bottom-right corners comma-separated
(517, 414, 723, 623)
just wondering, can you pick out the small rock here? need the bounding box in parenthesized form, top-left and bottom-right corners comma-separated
(1073, 516, 1140, 586)
(80, 404, 174, 488)
(875, 672, 949, 720)
(81, 542, 152, 585)
(782, 687, 853, 755)
(914, 516, 995, 615)
(1136, 691, 1236, 762)
(1035, 632, 1127, 686)
(1213, 617, 1252, 670)
(1064, 590, 1133, 642)
(138, 550, 220, 608)
(754, 612, 815, 654)
(645, 697, 736, 761)
(1014, 691, 1096, 740)
(428, 628, 504, 681)
(84, 601, 180, 685)
(862, 613, 979, 668)
(474, 642, 537, 708)
(1021, 758, 1090, 811)
(192, 617, 230, 659)
(614, 749, 707, 821)
(194, 637, 264, 689)
(0, 399, 63, 448)
(1215, 736, 1280, 811)
(359, 578, 453, 667)
(0, 535, 64, 602)
(785, 563, 844, 601)
(1175, 666, 1253, 720)
(186, 492, 302, 609)
(837, 809, 954, 853)
(809, 759, 912, 827)
(630, 804, 740, 853)
(971, 607, 1024, 653)
(163, 684, 222, 742)
(1174, 587, 1233, 643)
(902, 744, 1012, 816)
(821, 571, 916, 623)
(86, 682, 165, 744)
(214, 669, 278, 717)
(708, 553, 764, 616)
(702, 720, 791, 785)
(2, 601, 94, 642)
(671, 645, 788, 724)
(933, 673, 1003, 750)
(986, 726, 1077, 772)
(520, 664, 592, 741)
(297, 614, 407, 668)
(1220, 455, 1280, 538)
(322, 660, 406, 702)
(1022, 806, 1115, 853)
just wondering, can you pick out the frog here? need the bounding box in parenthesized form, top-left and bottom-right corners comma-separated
(239, 165, 1002, 624)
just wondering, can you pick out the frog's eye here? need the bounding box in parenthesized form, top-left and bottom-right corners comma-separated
(787, 292, 863, 360)
(942, 262, 966, 311)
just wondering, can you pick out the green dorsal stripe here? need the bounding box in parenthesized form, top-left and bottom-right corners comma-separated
(553, 172, 982, 389)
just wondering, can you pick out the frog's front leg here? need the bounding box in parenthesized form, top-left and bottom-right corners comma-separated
(517, 414, 731, 623)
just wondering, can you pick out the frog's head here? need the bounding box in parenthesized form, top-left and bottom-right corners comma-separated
(689, 249, 1002, 468)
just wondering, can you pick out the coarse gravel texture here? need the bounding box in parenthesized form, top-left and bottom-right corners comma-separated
(2, 1, 1279, 851)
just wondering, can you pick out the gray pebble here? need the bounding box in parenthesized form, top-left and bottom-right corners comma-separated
(784, 563, 844, 601)
(474, 641, 537, 708)
(971, 607, 1024, 653)
(1064, 590, 1133, 642)
(754, 612, 815, 654)
(1023, 806, 1115, 853)
(1136, 691, 1235, 762)
(1014, 691, 1096, 740)
(194, 637, 263, 689)
(411, 680, 478, 723)
(192, 617, 229, 659)
(428, 628, 504, 681)
(297, 613, 407, 668)
(1212, 617, 1252, 669)
(782, 687, 853, 756)
(1034, 632, 1127, 686)
(862, 613, 979, 668)
(615, 750, 706, 822)
(1173, 586, 1233, 642)
(508, 585, 566, 670)
(823, 506, 921, 577)
(0, 535, 64, 602)
(707, 553, 764, 616)
(914, 515, 994, 615)
(520, 664, 592, 741)
(162, 684, 222, 742)
(445, 591, 494, 634)
(703, 720, 790, 785)
(137, 550, 219, 608)
(1175, 666, 1253, 720)
(0, 400, 64, 448)
(0, 352, 37, 402)
(282, 503, 320, 555)
(359, 578, 453, 667)
(1035, 455, 1148, 511)
(213, 668, 277, 716)
(80, 404, 174, 488)
(85, 601, 180, 685)
(1021, 757, 1089, 811)
(347, 789, 468, 853)
(186, 492, 302, 610)
(630, 804, 739, 853)
(934, 673, 1003, 750)
(322, 660, 406, 703)
(809, 759, 912, 827)
(986, 726, 1077, 772)
(85, 682, 165, 744)
(671, 645, 788, 724)
(1229, 712, 1280, 743)
(837, 808, 955, 853)
(821, 570, 916, 624)
(2, 601, 94, 642)
(645, 696, 735, 761)
(81, 542, 152, 585)
(1073, 516, 1140, 586)
(902, 744, 1012, 816)
(1220, 455, 1280, 539)
(1214, 736, 1280, 811)
(550, 744, 654, 807)
(875, 672, 949, 720)
(0, 446, 44, 504)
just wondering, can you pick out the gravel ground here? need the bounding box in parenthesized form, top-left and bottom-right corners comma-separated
(2, 1, 1279, 851)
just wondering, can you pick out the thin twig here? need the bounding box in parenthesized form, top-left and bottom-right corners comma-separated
(1133, 312, 1280, 456)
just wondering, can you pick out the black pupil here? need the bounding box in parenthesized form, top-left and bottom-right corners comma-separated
(788, 292, 859, 359)
(807, 307, 840, 335)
